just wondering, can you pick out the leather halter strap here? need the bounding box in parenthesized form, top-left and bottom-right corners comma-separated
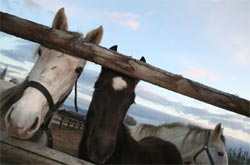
(27, 73, 82, 148)
(26, 81, 55, 111)
(25, 81, 55, 148)
(193, 131, 215, 165)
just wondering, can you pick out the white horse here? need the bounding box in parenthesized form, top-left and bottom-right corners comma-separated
(0, 79, 15, 92)
(0, 64, 8, 80)
(128, 122, 228, 164)
(0, 8, 103, 140)
(0, 66, 18, 92)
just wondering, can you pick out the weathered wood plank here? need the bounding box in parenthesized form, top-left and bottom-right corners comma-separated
(0, 12, 249, 117)
(0, 133, 92, 164)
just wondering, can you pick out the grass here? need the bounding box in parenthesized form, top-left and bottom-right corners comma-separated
(228, 147, 250, 165)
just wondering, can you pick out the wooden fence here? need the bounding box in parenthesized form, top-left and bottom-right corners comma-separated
(59, 116, 85, 130)
(0, 11, 249, 164)
(0, 133, 91, 164)
(0, 11, 249, 117)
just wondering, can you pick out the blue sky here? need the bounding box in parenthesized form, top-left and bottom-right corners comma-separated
(0, 0, 249, 147)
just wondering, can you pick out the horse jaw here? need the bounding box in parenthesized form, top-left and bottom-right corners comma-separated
(4, 88, 48, 139)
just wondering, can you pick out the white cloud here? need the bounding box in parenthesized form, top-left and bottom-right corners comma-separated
(121, 20, 140, 30)
(183, 69, 223, 82)
(23, 0, 41, 9)
(105, 12, 141, 30)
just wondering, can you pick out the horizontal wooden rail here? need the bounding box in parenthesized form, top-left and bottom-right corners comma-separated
(0, 11, 249, 117)
(0, 133, 92, 164)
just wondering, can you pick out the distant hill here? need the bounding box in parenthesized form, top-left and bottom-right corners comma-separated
(62, 104, 88, 115)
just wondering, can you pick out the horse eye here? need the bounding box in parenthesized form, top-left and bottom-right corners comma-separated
(75, 67, 83, 74)
(218, 151, 224, 157)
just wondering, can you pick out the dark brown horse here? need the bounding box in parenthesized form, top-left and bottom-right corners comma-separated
(78, 45, 182, 164)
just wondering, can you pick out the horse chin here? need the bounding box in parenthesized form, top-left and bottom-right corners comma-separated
(87, 139, 116, 164)
(88, 150, 113, 164)
(7, 127, 38, 139)
(89, 154, 109, 164)
(5, 110, 42, 139)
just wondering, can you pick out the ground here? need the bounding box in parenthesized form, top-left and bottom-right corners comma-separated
(50, 119, 83, 156)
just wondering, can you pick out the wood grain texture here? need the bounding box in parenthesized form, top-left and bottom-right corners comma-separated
(0, 12, 249, 117)
(0, 133, 92, 164)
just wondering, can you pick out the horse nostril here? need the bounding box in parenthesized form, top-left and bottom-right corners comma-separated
(5, 107, 14, 126)
(7, 111, 12, 123)
(28, 117, 40, 132)
(218, 151, 224, 157)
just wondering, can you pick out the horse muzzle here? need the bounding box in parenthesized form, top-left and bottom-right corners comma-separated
(5, 106, 42, 139)
(87, 137, 116, 164)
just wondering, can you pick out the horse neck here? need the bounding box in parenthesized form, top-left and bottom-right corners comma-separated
(131, 123, 189, 147)
(106, 124, 140, 163)
(117, 124, 136, 143)
(116, 124, 139, 152)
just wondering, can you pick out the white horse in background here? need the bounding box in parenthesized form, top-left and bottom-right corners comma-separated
(128, 122, 228, 164)
(0, 64, 8, 80)
(0, 8, 103, 140)
(0, 66, 18, 92)
(0, 80, 15, 92)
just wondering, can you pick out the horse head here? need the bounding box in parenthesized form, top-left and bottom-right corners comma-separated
(182, 123, 228, 165)
(2, 8, 103, 139)
(193, 123, 228, 165)
(84, 45, 146, 163)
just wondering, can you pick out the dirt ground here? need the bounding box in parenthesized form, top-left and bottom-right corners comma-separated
(50, 122, 83, 157)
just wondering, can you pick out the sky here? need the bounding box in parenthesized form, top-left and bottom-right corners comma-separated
(0, 0, 249, 149)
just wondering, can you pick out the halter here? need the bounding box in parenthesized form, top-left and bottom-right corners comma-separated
(193, 131, 215, 165)
(25, 81, 59, 148)
(26, 72, 82, 148)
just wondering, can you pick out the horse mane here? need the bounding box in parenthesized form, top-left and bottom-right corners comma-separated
(159, 122, 225, 145)
(0, 78, 29, 115)
(120, 124, 133, 139)
(183, 123, 226, 145)
(134, 123, 159, 137)
(136, 122, 225, 146)
(160, 122, 186, 129)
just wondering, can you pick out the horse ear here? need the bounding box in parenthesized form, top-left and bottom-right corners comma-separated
(52, 8, 68, 30)
(85, 26, 103, 44)
(212, 123, 223, 140)
(139, 56, 146, 63)
(110, 45, 118, 51)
